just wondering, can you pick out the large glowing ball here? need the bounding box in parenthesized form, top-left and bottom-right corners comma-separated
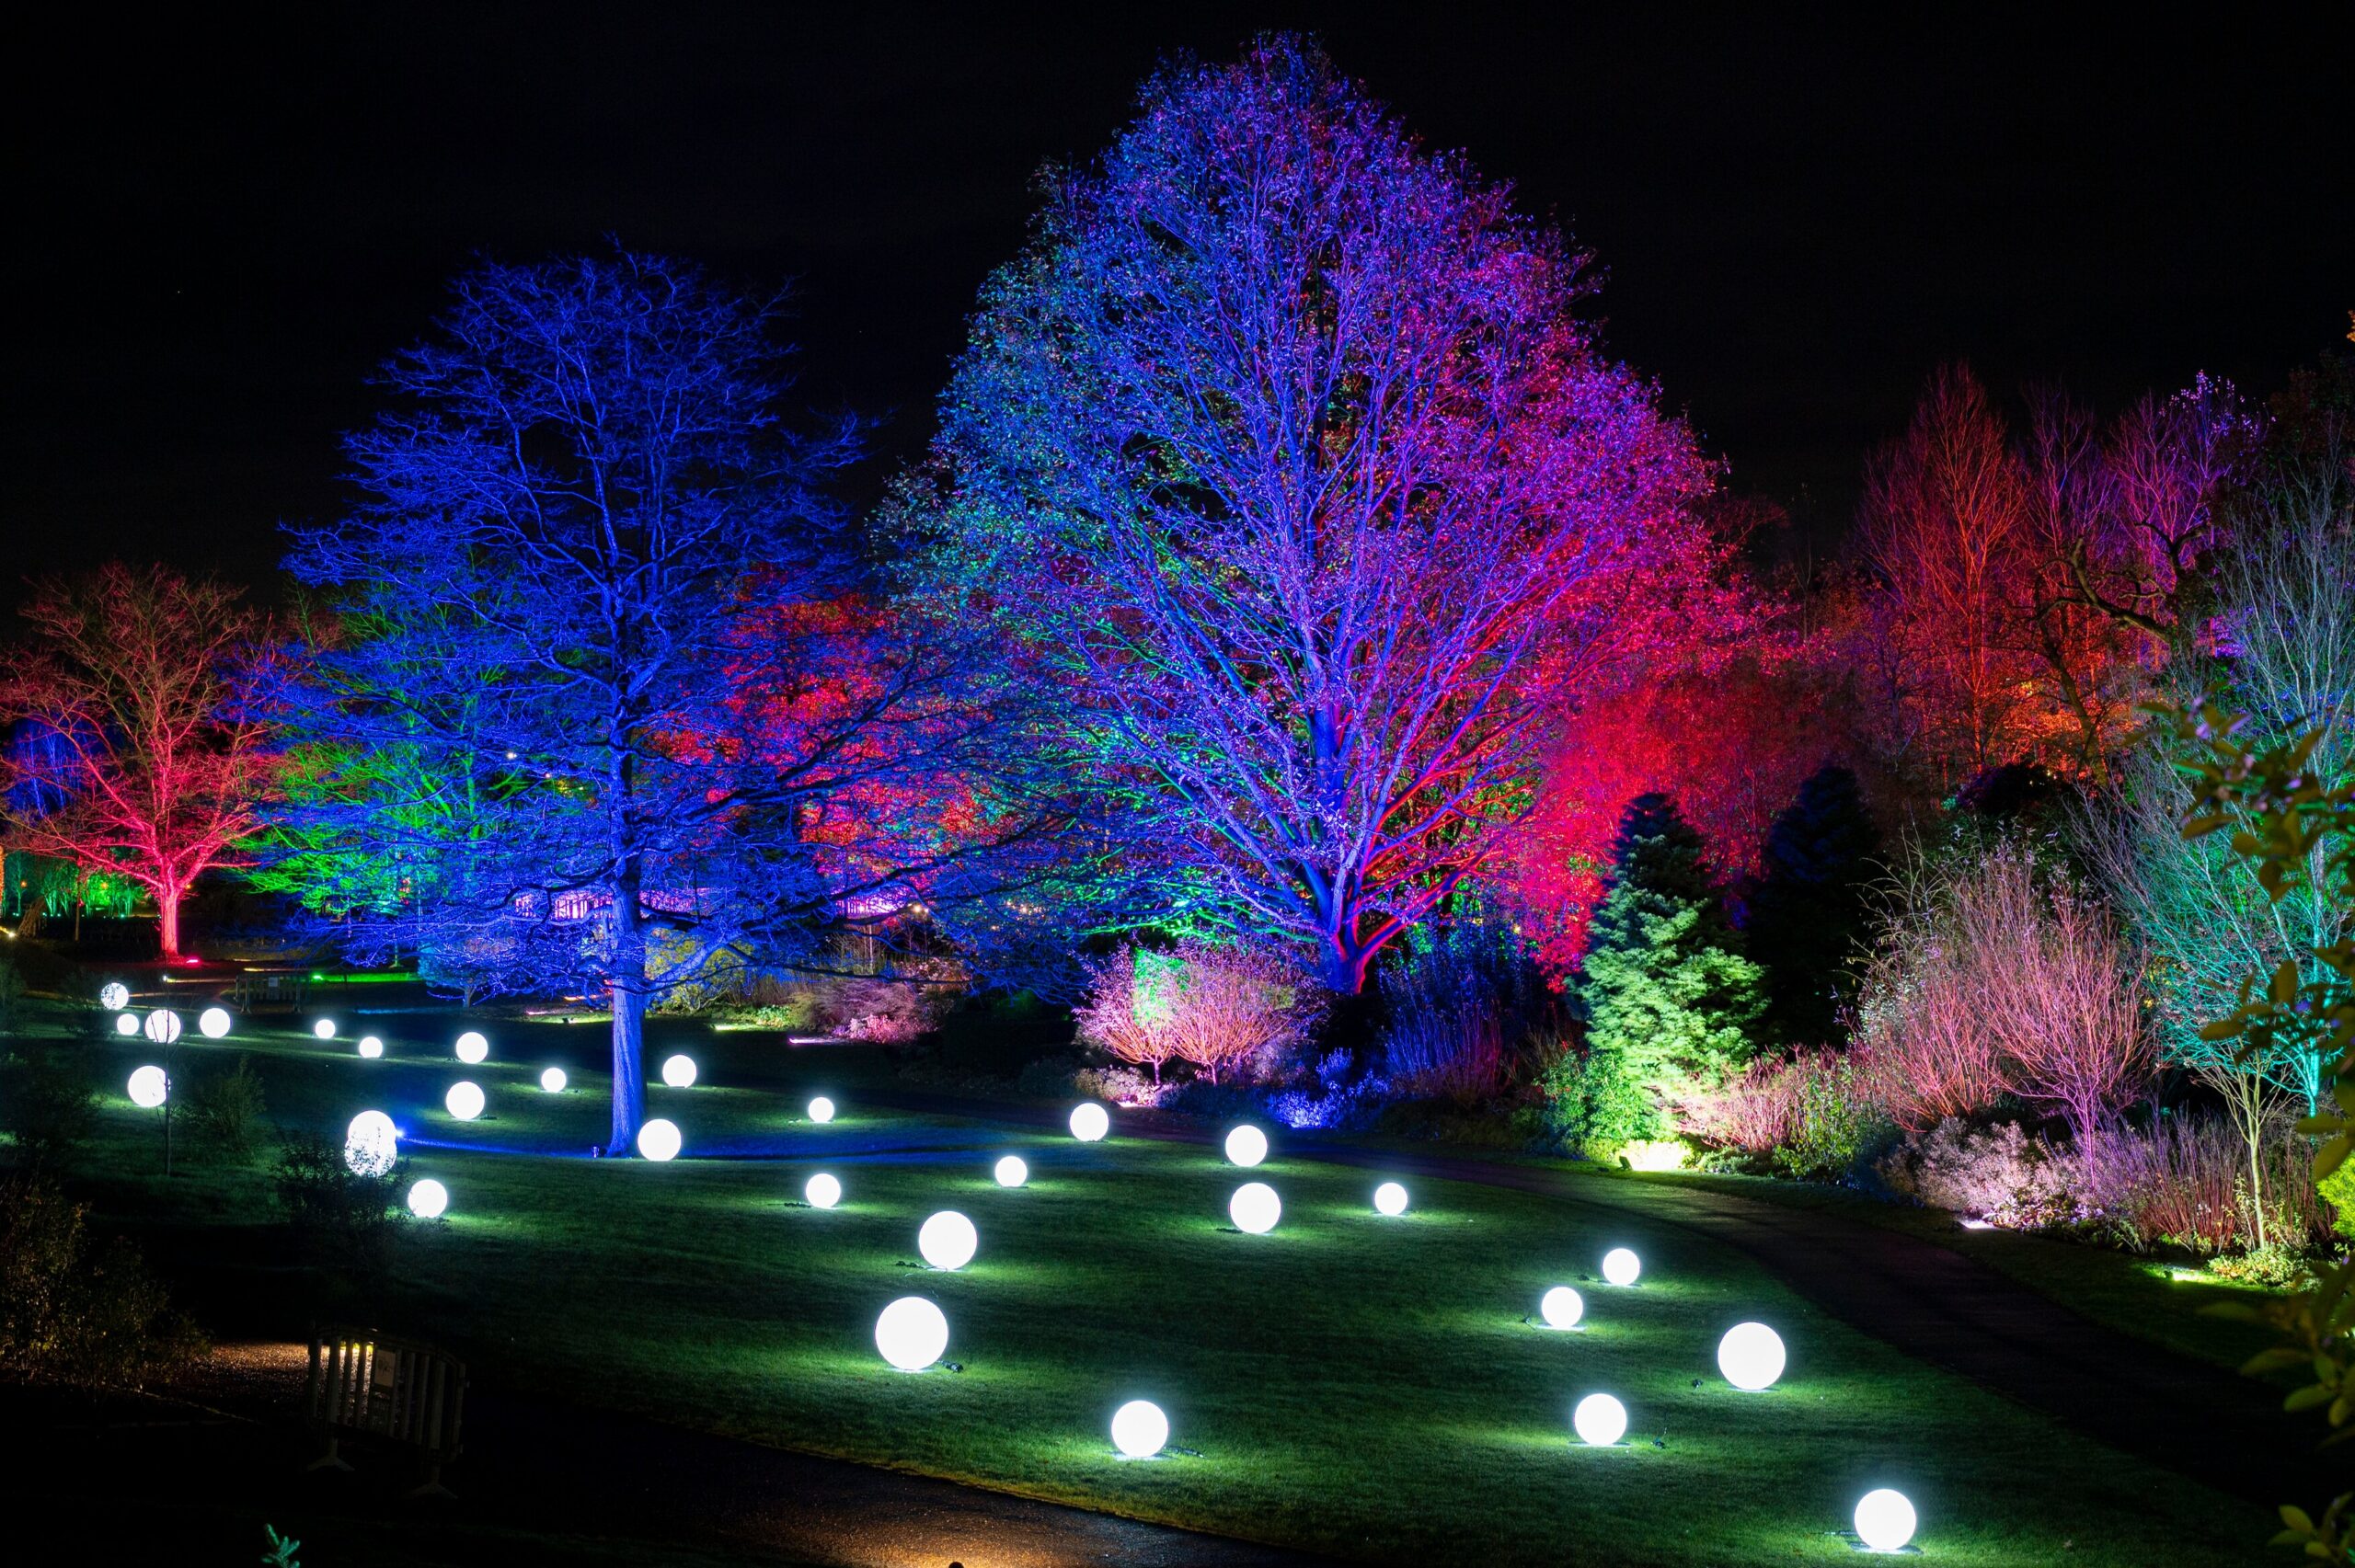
(918, 1210, 979, 1270)
(539, 1066, 568, 1093)
(357, 1036, 385, 1059)
(114, 1012, 140, 1036)
(454, 1031, 489, 1064)
(874, 1296, 949, 1371)
(994, 1155, 1028, 1188)
(144, 1009, 182, 1046)
(1068, 1103, 1109, 1141)
(127, 1065, 168, 1108)
(1223, 1124, 1269, 1167)
(1540, 1286, 1585, 1330)
(1602, 1247, 1642, 1288)
(444, 1081, 486, 1121)
(807, 1094, 835, 1123)
(1717, 1322, 1786, 1391)
(1109, 1400, 1169, 1459)
(661, 1053, 697, 1089)
(1854, 1490, 1918, 1551)
(1373, 1181, 1409, 1216)
(637, 1117, 683, 1162)
(805, 1173, 842, 1208)
(313, 1019, 338, 1040)
(198, 1006, 232, 1040)
(1572, 1392, 1628, 1448)
(99, 981, 130, 1011)
(344, 1111, 398, 1176)
(407, 1178, 449, 1219)
(1229, 1181, 1281, 1234)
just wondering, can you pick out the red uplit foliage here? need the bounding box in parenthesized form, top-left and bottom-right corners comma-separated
(0, 564, 281, 957)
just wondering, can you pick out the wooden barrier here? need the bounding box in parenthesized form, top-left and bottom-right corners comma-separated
(304, 1326, 467, 1497)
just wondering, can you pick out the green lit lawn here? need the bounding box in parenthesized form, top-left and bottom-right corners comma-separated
(61, 1006, 2265, 1568)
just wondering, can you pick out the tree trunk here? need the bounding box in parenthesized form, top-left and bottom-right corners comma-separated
(610, 980, 647, 1155)
(157, 885, 182, 960)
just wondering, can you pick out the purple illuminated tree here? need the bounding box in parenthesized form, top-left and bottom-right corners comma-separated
(912, 37, 1721, 990)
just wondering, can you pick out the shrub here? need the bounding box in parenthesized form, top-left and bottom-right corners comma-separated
(271, 1130, 407, 1274)
(2076, 1112, 2324, 1254)
(0, 1040, 98, 1171)
(1878, 1118, 2075, 1228)
(1265, 1049, 1389, 1131)
(182, 1058, 269, 1163)
(2205, 1244, 2311, 1290)
(1068, 1062, 1174, 1107)
(0, 1173, 204, 1388)
(1075, 940, 1325, 1085)
(1537, 1040, 1654, 1157)
(1375, 917, 1552, 1104)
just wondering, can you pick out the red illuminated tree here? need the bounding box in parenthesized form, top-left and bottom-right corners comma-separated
(0, 564, 280, 958)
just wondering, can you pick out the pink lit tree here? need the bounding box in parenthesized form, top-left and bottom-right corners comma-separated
(1075, 939, 1325, 1084)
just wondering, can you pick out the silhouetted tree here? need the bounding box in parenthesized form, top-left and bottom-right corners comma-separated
(1746, 764, 1881, 1044)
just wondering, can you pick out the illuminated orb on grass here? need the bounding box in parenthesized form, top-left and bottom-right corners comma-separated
(444, 1081, 486, 1120)
(1540, 1286, 1585, 1330)
(1229, 1181, 1281, 1234)
(407, 1179, 449, 1219)
(805, 1173, 842, 1208)
(1223, 1125, 1269, 1167)
(357, 1036, 385, 1059)
(127, 1065, 168, 1107)
(1068, 1102, 1109, 1141)
(99, 982, 130, 1011)
(874, 1296, 948, 1371)
(313, 1019, 337, 1040)
(1602, 1247, 1642, 1287)
(661, 1053, 696, 1088)
(994, 1155, 1028, 1188)
(114, 1012, 139, 1036)
(540, 1067, 567, 1093)
(1854, 1489, 1917, 1551)
(454, 1031, 489, 1064)
(918, 1210, 978, 1270)
(344, 1111, 397, 1176)
(1109, 1400, 1169, 1459)
(199, 1006, 232, 1039)
(144, 1009, 182, 1046)
(637, 1117, 683, 1162)
(1373, 1181, 1409, 1216)
(807, 1094, 835, 1123)
(1572, 1392, 1627, 1447)
(1717, 1322, 1786, 1391)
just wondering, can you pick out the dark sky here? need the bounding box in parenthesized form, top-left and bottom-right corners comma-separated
(6, 5, 2350, 603)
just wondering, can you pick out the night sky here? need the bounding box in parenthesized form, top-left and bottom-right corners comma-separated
(6, 6, 2350, 605)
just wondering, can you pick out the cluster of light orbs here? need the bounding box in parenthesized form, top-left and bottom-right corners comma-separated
(98, 981, 130, 1011)
(198, 1006, 232, 1039)
(1717, 1322, 1786, 1391)
(805, 1173, 842, 1208)
(661, 1053, 696, 1088)
(1109, 1399, 1168, 1459)
(357, 1036, 385, 1059)
(994, 1155, 1028, 1188)
(144, 1009, 181, 1046)
(1854, 1489, 1917, 1551)
(637, 1117, 683, 1162)
(918, 1210, 978, 1270)
(407, 1178, 449, 1219)
(1601, 1247, 1642, 1288)
(445, 1081, 486, 1120)
(807, 1095, 835, 1123)
(344, 1111, 397, 1176)
(1228, 1181, 1281, 1234)
(114, 1012, 139, 1036)
(127, 1065, 168, 1107)
(874, 1296, 949, 1371)
(1068, 1102, 1108, 1141)
(1540, 1286, 1585, 1330)
(1572, 1392, 1627, 1448)
(1373, 1181, 1409, 1216)
(454, 1031, 489, 1064)
(540, 1067, 568, 1093)
(1223, 1124, 1268, 1167)
(313, 1019, 337, 1040)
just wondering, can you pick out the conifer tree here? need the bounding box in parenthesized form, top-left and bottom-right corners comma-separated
(1746, 764, 1882, 1044)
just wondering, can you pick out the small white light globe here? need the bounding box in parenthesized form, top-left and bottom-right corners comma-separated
(637, 1117, 683, 1161)
(805, 1172, 842, 1208)
(540, 1066, 567, 1093)
(1373, 1181, 1409, 1216)
(144, 1009, 182, 1046)
(1602, 1247, 1641, 1287)
(1109, 1399, 1169, 1459)
(1540, 1286, 1585, 1330)
(407, 1178, 449, 1219)
(994, 1155, 1028, 1188)
(454, 1031, 489, 1064)
(874, 1296, 949, 1371)
(198, 1006, 232, 1039)
(1068, 1102, 1109, 1141)
(807, 1094, 835, 1123)
(661, 1053, 696, 1088)
(444, 1081, 486, 1120)
(1854, 1489, 1918, 1551)
(1223, 1124, 1269, 1167)
(357, 1036, 385, 1059)
(114, 1012, 140, 1036)
(1717, 1322, 1786, 1391)
(344, 1111, 397, 1175)
(1572, 1392, 1628, 1447)
(99, 981, 130, 1011)
(1229, 1181, 1281, 1234)
(313, 1019, 337, 1040)
(127, 1065, 168, 1107)
(918, 1209, 979, 1270)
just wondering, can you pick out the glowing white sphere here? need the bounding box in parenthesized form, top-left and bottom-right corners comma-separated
(313, 1019, 337, 1040)
(114, 1012, 139, 1036)
(1223, 1124, 1269, 1166)
(1855, 1489, 1918, 1551)
(1572, 1392, 1628, 1447)
(637, 1117, 682, 1162)
(407, 1178, 449, 1219)
(1717, 1322, 1786, 1391)
(874, 1296, 949, 1371)
(357, 1036, 385, 1059)
(127, 1065, 168, 1107)
(1068, 1102, 1109, 1141)
(344, 1110, 397, 1175)
(1229, 1181, 1281, 1234)
(661, 1053, 696, 1088)
(99, 982, 130, 1010)
(918, 1209, 979, 1270)
(1373, 1181, 1409, 1216)
(1602, 1247, 1642, 1287)
(444, 1081, 486, 1120)
(805, 1172, 842, 1208)
(454, 1031, 489, 1064)
(198, 1006, 232, 1039)
(807, 1094, 835, 1123)
(994, 1154, 1028, 1188)
(144, 1009, 182, 1046)
(1540, 1286, 1585, 1330)
(1110, 1399, 1169, 1459)
(540, 1066, 567, 1093)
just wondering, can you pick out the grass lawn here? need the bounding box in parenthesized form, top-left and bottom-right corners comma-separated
(45, 1001, 2269, 1568)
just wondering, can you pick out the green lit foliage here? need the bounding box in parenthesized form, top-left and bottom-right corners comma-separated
(3, 851, 138, 923)
(1746, 763, 1883, 1045)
